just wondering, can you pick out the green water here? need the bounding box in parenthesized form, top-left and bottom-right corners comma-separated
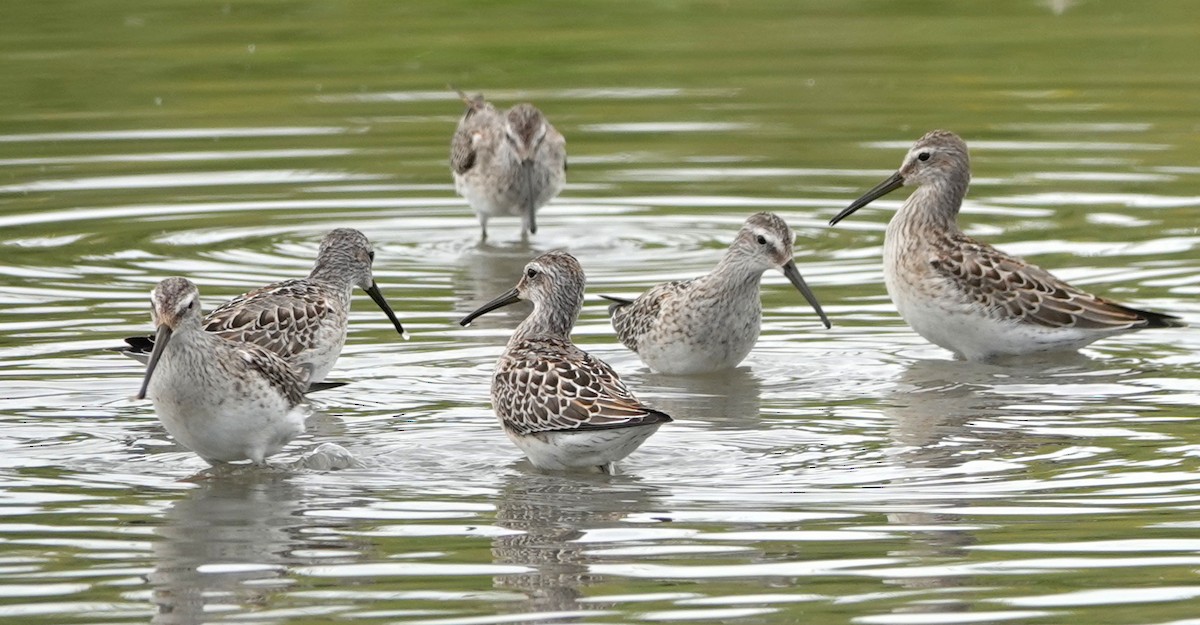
(1, 1, 1199, 624)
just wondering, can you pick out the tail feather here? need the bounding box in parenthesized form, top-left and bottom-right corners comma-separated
(109, 336, 154, 364)
(599, 294, 633, 316)
(306, 381, 349, 393)
(121, 335, 155, 353)
(1131, 306, 1187, 329)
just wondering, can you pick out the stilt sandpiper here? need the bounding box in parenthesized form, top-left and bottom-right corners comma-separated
(120, 228, 406, 390)
(460, 251, 670, 473)
(602, 212, 830, 375)
(450, 89, 567, 240)
(829, 129, 1185, 361)
(135, 277, 308, 464)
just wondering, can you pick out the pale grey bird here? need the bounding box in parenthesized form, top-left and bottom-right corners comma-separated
(118, 228, 406, 391)
(460, 250, 671, 474)
(135, 277, 308, 465)
(450, 89, 567, 240)
(602, 212, 831, 375)
(829, 129, 1184, 361)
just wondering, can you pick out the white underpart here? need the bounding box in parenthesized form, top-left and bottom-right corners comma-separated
(148, 328, 306, 464)
(508, 425, 664, 472)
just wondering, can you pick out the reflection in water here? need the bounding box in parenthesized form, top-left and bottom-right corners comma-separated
(886, 358, 1009, 459)
(880, 359, 1006, 612)
(2, 1, 1199, 621)
(879, 356, 1114, 614)
(149, 475, 310, 624)
(491, 471, 663, 615)
(453, 240, 539, 323)
(301, 408, 349, 446)
(640, 366, 763, 426)
(885, 355, 1102, 457)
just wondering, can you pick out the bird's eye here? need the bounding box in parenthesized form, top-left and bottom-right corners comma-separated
(756, 235, 767, 245)
(368, 251, 375, 261)
(918, 152, 931, 162)
(526, 268, 538, 279)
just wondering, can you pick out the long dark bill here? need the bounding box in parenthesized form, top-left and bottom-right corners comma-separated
(459, 287, 521, 326)
(522, 163, 537, 235)
(782, 261, 832, 329)
(135, 324, 172, 400)
(365, 281, 408, 339)
(525, 204, 537, 236)
(828, 171, 905, 226)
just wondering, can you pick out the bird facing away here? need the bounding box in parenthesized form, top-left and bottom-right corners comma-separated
(450, 89, 567, 240)
(602, 212, 831, 375)
(829, 129, 1185, 361)
(459, 250, 671, 474)
(118, 228, 406, 390)
(135, 277, 309, 465)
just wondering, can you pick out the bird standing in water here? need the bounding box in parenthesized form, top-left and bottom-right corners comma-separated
(829, 129, 1184, 361)
(450, 89, 567, 240)
(460, 251, 671, 474)
(119, 228, 406, 391)
(603, 212, 830, 375)
(136, 277, 309, 465)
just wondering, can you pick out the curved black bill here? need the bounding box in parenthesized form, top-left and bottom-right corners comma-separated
(135, 324, 172, 400)
(782, 260, 831, 329)
(829, 171, 905, 226)
(365, 281, 408, 340)
(459, 287, 521, 326)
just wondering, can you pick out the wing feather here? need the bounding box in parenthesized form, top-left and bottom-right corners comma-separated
(223, 340, 307, 406)
(605, 279, 693, 352)
(934, 234, 1176, 330)
(450, 125, 477, 174)
(494, 337, 672, 436)
(450, 96, 497, 175)
(202, 280, 334, 362)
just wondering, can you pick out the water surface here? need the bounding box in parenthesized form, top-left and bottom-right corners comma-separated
(2, 1, 1199, 624)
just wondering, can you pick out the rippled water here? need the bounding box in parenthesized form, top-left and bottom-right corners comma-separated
(3, 1, 1200, 623)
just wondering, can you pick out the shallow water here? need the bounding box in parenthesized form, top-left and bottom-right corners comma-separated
(2, 1, 1200, 623)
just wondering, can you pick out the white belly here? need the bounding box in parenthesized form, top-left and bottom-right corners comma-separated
(887, 266, 1102, 361)
(637, 329, 758, 375)
(634, 292, 761, 375)
(297, 325, 348, 383)
(149, 350, 306, 464)
(455, 173, 524, 218)
(507, 425, 662, 472)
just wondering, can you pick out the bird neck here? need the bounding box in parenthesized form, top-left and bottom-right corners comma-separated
(892, 178, 967, 239)
(711, 250, 768, 292)
(161, 315, 208, 358)
(306, 264, 357, 303)
(511, 298, 580, 344)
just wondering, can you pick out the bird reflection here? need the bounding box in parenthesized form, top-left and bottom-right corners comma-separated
(490, 470, 663, 614)
(879, 354, 1110, 610)
(452, 240, 538, 328)
(886, 353, 1102, 458)
(148, 474, 311, 624)
(637, 366, 763, 427)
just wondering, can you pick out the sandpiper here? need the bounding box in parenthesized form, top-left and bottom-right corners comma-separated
(459, 251, 671, 473)
(602, 212, 831, 375)
(119, 228, 406, 390)
(136, 277, 308, 464)
(829, 129, 1185, 361)
(450, 89, 567, 240)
